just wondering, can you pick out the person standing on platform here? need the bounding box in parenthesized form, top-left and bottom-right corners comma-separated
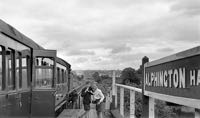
(68, 89, 78, 108)
(81, 81, 93, 118)
(91, 84, 105, 118)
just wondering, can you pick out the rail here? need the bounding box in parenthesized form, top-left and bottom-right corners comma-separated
(111, 79, 142, 118)
(115, 84, 142, 93)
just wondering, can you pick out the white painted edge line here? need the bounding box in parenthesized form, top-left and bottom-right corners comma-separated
(145, 90, 200, 109)
(115, 84, 142, 93)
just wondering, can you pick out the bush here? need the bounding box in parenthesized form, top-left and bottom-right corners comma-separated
(155, 100, 177, 118)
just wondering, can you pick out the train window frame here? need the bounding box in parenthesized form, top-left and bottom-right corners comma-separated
(34, 57, 54, 89)
(7, 48, 16, 91)
(26, 55, 31, 88)
(57, 67, 60, 84)
(59, 69, 62, 84)
(64, 70, 66, 83)
(0, 46, 6, 91)
(0, 46, 2, 91)
(61, 69, 64, 83)
(0, 33, 31, 92)
(19, 51, 31, 90)
(16, 52, 22, 90)
(56, 63, 66, 85)
(65, 70, 68, 83)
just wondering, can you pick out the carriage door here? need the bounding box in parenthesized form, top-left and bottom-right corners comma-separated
(31, 50, 56, 118)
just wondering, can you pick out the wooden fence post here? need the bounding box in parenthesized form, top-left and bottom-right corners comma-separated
(130, 90, 135, 118)
(149, 97, 155, 118)
(111, 70, 117, 109)
(120, 87, 124, 117)
(142, 96, 149, 118)
(115, 86, 118, 108)
(142, 56, 149, 118)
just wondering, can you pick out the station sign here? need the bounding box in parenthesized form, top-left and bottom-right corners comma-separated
(144, 46, 200, 100)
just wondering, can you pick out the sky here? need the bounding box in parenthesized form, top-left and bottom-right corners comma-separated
(1, 0, 199, 70)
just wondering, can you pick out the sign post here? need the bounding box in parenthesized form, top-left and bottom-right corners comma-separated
(142, 56, 150, 118)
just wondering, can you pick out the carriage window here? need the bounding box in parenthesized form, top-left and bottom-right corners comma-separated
(64, 70, 67, 83)
(57, 63, 66, 84)
(26, 56, 31, 87)
(65, 70, 68, 83)
(16, 52, 22, 89)
(0, 47, 2, 90)
(36, 68, 53, 88)
(35, 57, 53, 89)
(21, 57, 28, 89)
(57, 68, 60, 84)
(59, 69, 62, 84)
(61, 69, 64, 83)
(7, 49, 15, 90)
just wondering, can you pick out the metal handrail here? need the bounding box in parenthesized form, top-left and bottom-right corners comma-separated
(115, 83, 142, 93)
(68, 83, 87, 94)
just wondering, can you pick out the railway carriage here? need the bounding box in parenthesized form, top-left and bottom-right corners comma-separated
(0, 19, 72, 118)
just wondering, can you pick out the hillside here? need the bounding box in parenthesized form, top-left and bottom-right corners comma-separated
(73, 70, 121, 79)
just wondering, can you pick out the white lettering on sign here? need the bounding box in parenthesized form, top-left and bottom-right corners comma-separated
(145, 68, 186, 88)
(179, 68, 185, 88)
(145, 68, 200, 88)
(173, 69, 179, 88)
(190, 70, 195, 86)
(190, 69, 200, 86)
(197, 70, 200, 85)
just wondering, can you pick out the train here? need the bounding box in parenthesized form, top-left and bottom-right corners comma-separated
(0, 19, 73, 118)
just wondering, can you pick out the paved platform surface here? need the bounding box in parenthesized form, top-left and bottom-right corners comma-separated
(57, 109, 85, 118)
(58, 104, 112, 118)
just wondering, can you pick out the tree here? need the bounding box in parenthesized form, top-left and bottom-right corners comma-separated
(92, 72, 101, 83)
(100, 74, 110, 80)
(121, 67, 140, 85)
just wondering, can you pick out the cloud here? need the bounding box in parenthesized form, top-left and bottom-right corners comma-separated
(111, 45, 132, 54)
(106, 12, 199, 44)
(170, 0, 200, 16)
(67, 49, 95, 56)
(157, 47, 174, 52)
(75, 57, 88, 63)
(0, 0, 199, 70)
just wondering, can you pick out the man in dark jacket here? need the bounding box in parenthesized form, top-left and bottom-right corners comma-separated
(81, 82, 93, 117)
(68, 90, 78, 108)
(81, 86, 93, 110)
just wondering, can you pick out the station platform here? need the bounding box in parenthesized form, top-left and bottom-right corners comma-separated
(57, 109, 85, 118)
(57, 104, 98, 118)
